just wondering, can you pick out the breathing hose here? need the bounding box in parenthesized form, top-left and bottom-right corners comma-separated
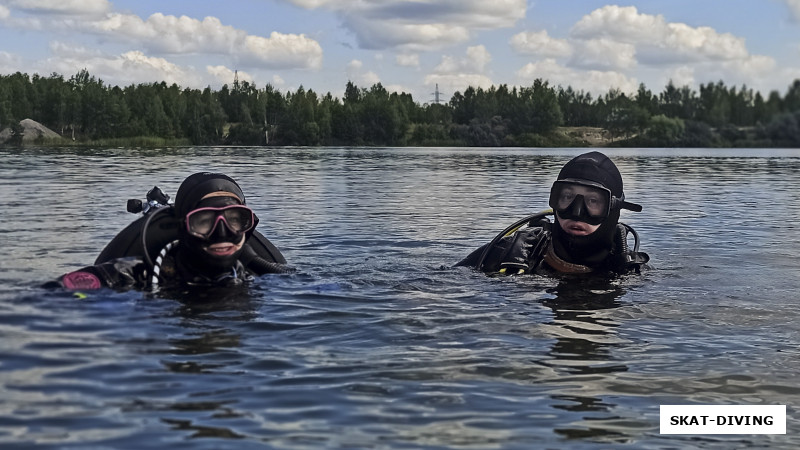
(476, 210, 553, 271)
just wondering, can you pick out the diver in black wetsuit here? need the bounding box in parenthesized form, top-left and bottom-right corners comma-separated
(457, 151, 649, 276)
(51, 172, 291, 291)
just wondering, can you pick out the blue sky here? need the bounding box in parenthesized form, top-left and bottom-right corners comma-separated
(1, 0, 799, 103)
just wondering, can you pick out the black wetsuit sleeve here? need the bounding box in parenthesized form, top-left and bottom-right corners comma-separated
(47, 257, 149, 290)
(455, 235, 517, 273)
(455, 227, 550, 274)
(454, 243, 490, 269)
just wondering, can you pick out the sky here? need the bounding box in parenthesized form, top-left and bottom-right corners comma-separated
(1, 0, 800, 104)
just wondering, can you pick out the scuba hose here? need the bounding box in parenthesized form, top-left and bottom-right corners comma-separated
(239, 244, 294, 274)
(476, 209, 553, 272)
(150, 239, 179, 289)
(613, 223, 642, 257)
(611, 222, 646, 272)
(623, 223, 641, 253)
(141, 206, 174, 269)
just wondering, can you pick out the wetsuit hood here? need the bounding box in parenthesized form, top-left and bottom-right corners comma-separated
(173, 172, 253, 280)
(550, 152, 625, 267)
(175, 172, 246, 218)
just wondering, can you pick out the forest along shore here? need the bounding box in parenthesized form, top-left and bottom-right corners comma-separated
(1, 70, 798, 148)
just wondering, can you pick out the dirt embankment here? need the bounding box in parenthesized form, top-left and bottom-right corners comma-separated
(558, 127, 614, 146)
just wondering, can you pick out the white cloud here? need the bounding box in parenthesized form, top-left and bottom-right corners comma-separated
(383, 83, 410, 95)
(396, 53, 420, 68)
(667, 66, 696, 88)
(286, 0, 524, 27)
(343, 19, 470, 51)
(425, 45, 494, 97)
(91, 13, 233, 52)
(347, 59, 362, 73)
(360, 71, 381, 86)
(423, 73, 494, 98)
(515, 58, 572, 84)
(39, 49, 204, 87)
(571, 5, 665, 42)
(466, 45, 492, 72)
(570, 38, 637, 70)
(570, 5, 749, 64)
(1, 0, 110, 16)
(433, 45, 492, 74)
(553, 4, 781, 93)
(725, 54, 776, 78)
(86, 13, 323, 70)
(346, 59, 380, 87)
(784, 0, 800, 20)
(3, 10, 323, 71)
(284, 0, 525, 50)
(432, 55, 459, 75)
(206, 66, 254, 86)
(0, 5, 9, 19)
(0, 50, 19, 72)
(243, 32, 323, 69)
(118, 51, 194, 84)
(516, 58, 638, 96)
(272, 74, 285, 86)
(660, 23, 748, 61)
(48, 41, 104, 59)
(684, 54, 777, 89)
(510, 30, 572, 58)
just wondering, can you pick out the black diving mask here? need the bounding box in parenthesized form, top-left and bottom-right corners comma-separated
(549, 179, 642, 225)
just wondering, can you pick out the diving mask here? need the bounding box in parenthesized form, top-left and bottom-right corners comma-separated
(549, 179, 641, 225)
(185, 205, 256, 239)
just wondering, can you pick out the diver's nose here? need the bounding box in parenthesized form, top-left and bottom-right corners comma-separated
(569, 194, 585, 218)
(209, 216, 232, 240)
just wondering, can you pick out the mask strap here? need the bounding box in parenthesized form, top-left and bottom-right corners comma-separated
(200, 191, 243, 202)
(613, 198, 642, 212)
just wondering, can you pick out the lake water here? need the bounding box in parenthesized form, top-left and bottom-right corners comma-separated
(0, 146, 798, 449)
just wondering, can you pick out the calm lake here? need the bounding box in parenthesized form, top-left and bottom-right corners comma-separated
(1, 146, 798, 449)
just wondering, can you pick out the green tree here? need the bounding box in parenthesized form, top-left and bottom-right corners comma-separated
(783, 79, 800, 112)
(516, 79, 562, 134)
(698, 81, 731, 127)
(644, 114, 685, 146)
(604, 89, 648, 140)
(360, 83, 404, 145)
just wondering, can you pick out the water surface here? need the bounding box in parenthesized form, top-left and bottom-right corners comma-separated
(1, 147, 798, 449)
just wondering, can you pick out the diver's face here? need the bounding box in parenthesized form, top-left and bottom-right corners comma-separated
(556, 212, 601, 236)
(553, 183, 605, 236)
(188, 195, 247, 258)
(203, 234, 246, 258)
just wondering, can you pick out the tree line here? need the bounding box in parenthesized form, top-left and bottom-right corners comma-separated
(2, 69, 800, 147)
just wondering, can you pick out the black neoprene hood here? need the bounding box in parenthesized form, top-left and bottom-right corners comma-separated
(556, 151, 624, 199)
(174, 172, 246, 218)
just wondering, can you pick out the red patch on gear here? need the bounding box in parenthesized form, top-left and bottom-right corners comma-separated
(62, 271, 102, 290)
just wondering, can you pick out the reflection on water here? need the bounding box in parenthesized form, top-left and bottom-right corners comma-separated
(1, 147, 799, 449)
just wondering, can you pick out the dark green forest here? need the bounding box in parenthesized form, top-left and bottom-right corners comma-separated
(2, 69, 800, 147)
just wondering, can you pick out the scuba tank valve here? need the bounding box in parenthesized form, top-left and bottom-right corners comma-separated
(127, 186, 172, 215)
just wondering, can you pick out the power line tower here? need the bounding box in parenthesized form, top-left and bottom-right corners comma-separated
(233, 70, 240, 91)
(431, 83, 445, 104)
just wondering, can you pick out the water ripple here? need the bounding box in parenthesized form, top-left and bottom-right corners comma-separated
(1, 148, 799, 449)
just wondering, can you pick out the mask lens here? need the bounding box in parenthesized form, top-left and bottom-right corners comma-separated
(221, 207, 253, 232)
(186, 205, 255, 238)
(187, 210, 218, 236)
